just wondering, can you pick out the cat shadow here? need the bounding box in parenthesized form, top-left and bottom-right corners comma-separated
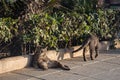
(57, 47, 74, 60)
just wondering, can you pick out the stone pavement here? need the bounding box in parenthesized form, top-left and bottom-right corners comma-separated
(0, 50, 120, 80)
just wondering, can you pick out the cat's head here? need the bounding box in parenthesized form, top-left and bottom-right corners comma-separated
(35, 45, 48, 54)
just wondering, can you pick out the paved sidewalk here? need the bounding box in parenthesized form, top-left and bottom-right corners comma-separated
(0, 50, 120, 80)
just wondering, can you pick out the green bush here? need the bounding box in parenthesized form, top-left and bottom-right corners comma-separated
(0, 17, 18, 42)
(0, 0, 120, 54)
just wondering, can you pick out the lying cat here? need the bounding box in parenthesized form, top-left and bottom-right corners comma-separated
(32, 46, 70, 70)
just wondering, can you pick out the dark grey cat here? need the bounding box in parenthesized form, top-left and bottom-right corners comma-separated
(72, 33, 99, 61)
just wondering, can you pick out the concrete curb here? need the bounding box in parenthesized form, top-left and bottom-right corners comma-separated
(0, 55, 31, 74)
(0, 41, 112, 74)
(114, 39, 120, 48)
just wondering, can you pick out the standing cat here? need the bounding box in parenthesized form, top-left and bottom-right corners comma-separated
(72, 33, 99, 61)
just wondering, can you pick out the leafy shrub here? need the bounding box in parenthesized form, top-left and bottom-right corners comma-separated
(0, 0, 120, 55)
(0, 17, 18, 42)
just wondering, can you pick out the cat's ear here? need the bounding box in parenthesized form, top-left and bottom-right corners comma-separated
(45, 46, 48, 50)
(41, 46, 48, 52)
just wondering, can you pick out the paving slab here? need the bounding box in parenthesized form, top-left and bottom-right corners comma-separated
(80, 77, 99, 80)
(0, 50, 120, 80)
(39, 71, 85, 80)
(103, 57, 120, 65)
(69, 64, 106, 77)
(92, 68, 120, 80)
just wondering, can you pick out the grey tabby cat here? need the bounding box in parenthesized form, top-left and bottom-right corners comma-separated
(32, 46, 70, 70)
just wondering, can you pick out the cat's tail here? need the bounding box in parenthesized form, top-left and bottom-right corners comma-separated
(72, 39, 90, 53)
